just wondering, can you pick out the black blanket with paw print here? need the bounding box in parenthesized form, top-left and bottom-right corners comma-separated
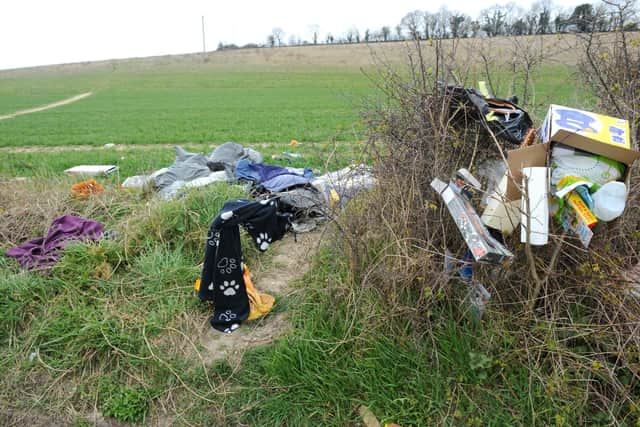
(198, 198, 291, 333)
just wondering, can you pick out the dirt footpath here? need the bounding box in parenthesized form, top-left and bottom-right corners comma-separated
(197, 230, 323, 367)
(0, 92, 92, 121)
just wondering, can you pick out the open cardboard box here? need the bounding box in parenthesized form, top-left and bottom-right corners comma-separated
(506, 105, 640, 202)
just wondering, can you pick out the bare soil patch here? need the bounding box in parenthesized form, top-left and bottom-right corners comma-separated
(196, 230, 322, 367)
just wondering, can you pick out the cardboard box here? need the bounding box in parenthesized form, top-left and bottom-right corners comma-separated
(540, 104, 631, 149)
(506, 106, 640, 201)
(431, 178, 513, 263)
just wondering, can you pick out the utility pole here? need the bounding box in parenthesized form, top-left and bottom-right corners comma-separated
(201, 16, 206, 54)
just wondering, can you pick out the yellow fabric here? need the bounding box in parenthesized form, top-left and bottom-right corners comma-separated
(193, 265, 275, 321)
(244, 264, 275, 321)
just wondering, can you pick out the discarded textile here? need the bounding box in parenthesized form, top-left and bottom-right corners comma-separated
(442, 82, 532, 145)
(157, 171, 227, 199)
(208, 142, 263, 177)
(6, 215, 103, 270)
(71, 179, 104, 198)
(194, 263, 275, 321)
(199, 199, 291, 333)
(244, 264, 275, 321)
(154, 146, 213, 190)
(235, 160, 314, 192)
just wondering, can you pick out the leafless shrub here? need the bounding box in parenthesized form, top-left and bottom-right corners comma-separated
(579, 0, 640, 145)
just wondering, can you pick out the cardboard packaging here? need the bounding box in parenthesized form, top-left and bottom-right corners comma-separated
(506, 106, 640, 202)
(566, 192, 598, 229)
(431, 178, 513, 263)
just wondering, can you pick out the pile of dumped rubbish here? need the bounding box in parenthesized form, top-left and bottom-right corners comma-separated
(432, 89, 640, 319)
(6, 85, 640, 333)
(5, 141, 376, 334)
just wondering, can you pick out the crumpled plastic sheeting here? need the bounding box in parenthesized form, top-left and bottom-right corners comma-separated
(311, 164, 376, 207)
(154, 146, 212, 190)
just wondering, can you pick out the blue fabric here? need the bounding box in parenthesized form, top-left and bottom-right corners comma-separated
(235, 159, 262, 182)
(235, 160, 314, 191)
(261, 174, 313, 192)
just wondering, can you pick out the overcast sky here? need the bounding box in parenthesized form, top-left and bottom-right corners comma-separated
(1, 0, 588, 70)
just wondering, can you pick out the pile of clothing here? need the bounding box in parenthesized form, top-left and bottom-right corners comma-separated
(122, 143, 263, 199)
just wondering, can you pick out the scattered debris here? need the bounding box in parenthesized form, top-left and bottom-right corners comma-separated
(443, 82, 533, 145)
(71, 179, 104, 198)
(64, 165, 118, 175)
(431, 171, 513, 263)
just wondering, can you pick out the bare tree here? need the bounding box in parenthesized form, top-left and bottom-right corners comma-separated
(480, 4, 508, 36)
(401, 10, 423, 40)
(450, 13, 467, 38)
(435, 6, 452, 38)
(271, 27, 285, 46)
(395, 24, 403, 40)
(344, 26, 360, 43)
(266, 34, 275, 48)
(309, 24, 320, 45)
(381, 26, 391, 41)
(579, 0, 640, 142)
(423, 11, 437, 39)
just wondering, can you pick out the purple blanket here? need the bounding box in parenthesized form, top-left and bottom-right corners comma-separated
(6, 215, 104, 270)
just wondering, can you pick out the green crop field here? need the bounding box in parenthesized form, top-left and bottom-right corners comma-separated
(0, 66, 371, 148)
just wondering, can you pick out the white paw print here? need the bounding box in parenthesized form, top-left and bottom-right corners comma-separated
(224, 323, 240, 334)
(217, 257, 237, 274)
(219, 310, 237, 322)
(256, 232, 272, 250)
(259, 199, 276, 206)
(220, 280, 239, 296)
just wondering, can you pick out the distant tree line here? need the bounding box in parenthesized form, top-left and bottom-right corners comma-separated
(215, 0, 638, 51)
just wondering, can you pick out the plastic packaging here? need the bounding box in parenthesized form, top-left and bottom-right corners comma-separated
(592, 181, 627, 221)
